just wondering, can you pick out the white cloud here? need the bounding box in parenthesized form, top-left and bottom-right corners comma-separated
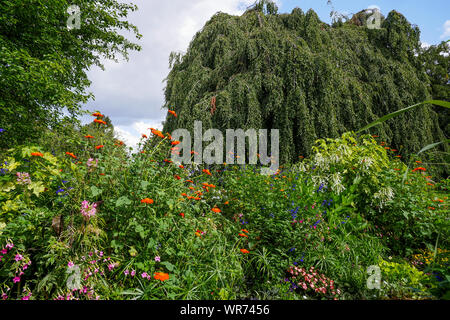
(115, 119, 164, 151)
(367, 5, 380, 10)
(86, 0, 260, 152)
(441, 20, 450, 39)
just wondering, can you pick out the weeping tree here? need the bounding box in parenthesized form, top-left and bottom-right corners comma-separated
(162, 1, 447, 174)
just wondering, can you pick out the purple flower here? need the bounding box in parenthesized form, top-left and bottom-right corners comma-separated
(0, 128, 4, 133)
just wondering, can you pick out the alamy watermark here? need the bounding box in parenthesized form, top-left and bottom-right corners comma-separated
(67, 5, 81, 30)
(171, 121, 280, 175)
(367, 265, 381, 290)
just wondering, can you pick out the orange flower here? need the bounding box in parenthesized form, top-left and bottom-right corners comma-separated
(163, 159, 172, 164)
(174, 175, 181, 180)
(141, 198, 154, 204)
(168, 110, 177, 118)
(394, 168, 400, 171)
(224, 201, 229, 205)
(185, 180, 194, 183)
(240, 249, 249, 254)
(179, 165, 185, 169)
(150, 128, 165, 139)
(31, 152, 43, 157)
(84, 135, 94, 139)
(427, 183, 434, 186)
(92, 112, 104, 118)
(416, 161, 422, 164)
(413, 167, 426, 172)
(153, 272, 169, 281)
(211, 207, 221, 213)
(395, 155, 402, 158)
(95, 145, 104, 150)
(238, 233, 248, 238)
(94, 119, 107, 125)
(65, 152, 77, 159)
(171, 141, 180, 146)
(99, 173, 105, 176)
(181, 193, 188, 197)
(142, 134, 148, 139)
(241, 229, 249, 234)
(203, 169, 212, 176)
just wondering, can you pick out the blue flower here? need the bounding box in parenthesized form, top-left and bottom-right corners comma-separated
(0, 128, 5, 133)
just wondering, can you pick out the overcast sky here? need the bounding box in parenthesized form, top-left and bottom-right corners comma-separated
(82, 0, 450, 150)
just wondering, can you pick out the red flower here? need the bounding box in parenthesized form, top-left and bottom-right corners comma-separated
(65, 152, 77, 159)
(203, 169, 212, 176)
(240, 249, 249, 254)
(31, 152, 43, 157)
(174, 175, 181, 180)
(153, 272, 169, 281)
(141, 198, 154, 204)
(84, 135, 94, 139)
(179, 213, 185, 218)
(95, 145, 104, 150)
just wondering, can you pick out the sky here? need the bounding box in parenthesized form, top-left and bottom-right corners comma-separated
(82, 0, 450, 150)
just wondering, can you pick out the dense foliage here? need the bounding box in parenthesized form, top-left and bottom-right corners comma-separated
(162, 3, 448, 177)
(0, 115, 448, 300)
(0, 0, 141, 149)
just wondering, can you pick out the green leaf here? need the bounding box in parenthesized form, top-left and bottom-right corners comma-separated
(161, 261, 174, 272)
(90, 185, 103, 197)
(357, 100, 450, 133)
(116, 196, 131, 208)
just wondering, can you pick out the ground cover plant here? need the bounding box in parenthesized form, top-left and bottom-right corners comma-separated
(0, 111, 448, 300)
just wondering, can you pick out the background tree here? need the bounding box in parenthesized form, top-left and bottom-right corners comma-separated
(0, 0, 141, 149)
(418, 41, 450, 134)
(162, 1, 447, 176)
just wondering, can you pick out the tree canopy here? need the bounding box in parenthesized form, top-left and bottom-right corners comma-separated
(162, 2, 448, 173)
(0, 0, 141, 149)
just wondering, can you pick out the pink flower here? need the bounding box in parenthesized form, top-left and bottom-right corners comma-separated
(5, 243, 14, 250)
(15, 254, 23, 262)
(1, 249, 7, 254)
(80, 200, 97, 220)
(108, 264, 115, 271)
(154, 256, 161, 262)
(13, 277, 21, 283)
(141, 272, 148, 278)
(68, 261, 74, 268)
(124, 270, 129, 276)
(2, 293, 8, 300)
(131, 270, 136, 277)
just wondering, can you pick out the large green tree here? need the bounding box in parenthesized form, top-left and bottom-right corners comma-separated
(0, 0, 141, 149)
(419, 41, 450, 133)
(162, 2, 447, 172)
